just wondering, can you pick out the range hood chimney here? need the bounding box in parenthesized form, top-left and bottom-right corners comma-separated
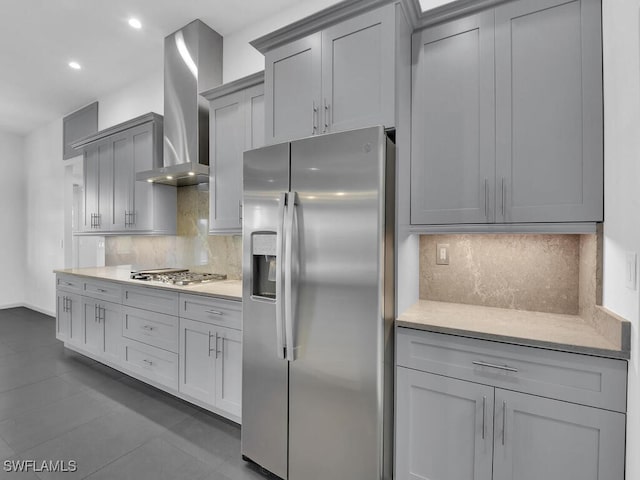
(137, 20, 222, 186)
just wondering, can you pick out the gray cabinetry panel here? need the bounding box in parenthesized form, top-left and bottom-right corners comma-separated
(83, 146, 100, 231)
(97, 142, 114, 229)
(495, 0, 603, 223)
(321, 5, 395, 133)
(265, 34, 321, 144)
(396, 367, 493, 480)
(493, 389, 625, 480)
(112, 132, 132, 231)
(411, 12, 495, 225)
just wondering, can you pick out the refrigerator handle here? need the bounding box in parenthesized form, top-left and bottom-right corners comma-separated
(275, 192, 288, 359)
(284, 191, 298, 361)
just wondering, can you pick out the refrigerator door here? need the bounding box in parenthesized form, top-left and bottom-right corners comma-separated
(287, 126, 388, 479)
(242, 143, 290, 479)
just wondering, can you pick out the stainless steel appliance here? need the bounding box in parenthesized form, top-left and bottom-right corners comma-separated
(130, 268, 227, 285)
(242, 126, 395, 480)
(136, 19, 223, 186)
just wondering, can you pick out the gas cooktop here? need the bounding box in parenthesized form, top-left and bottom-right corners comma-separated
(130, 268, 227, 286)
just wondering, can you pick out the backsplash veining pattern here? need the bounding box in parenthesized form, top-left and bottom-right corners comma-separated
(420, 234, 582, 315)
(105, 185, 242, 279)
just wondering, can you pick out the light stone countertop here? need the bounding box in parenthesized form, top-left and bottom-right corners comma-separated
(397, 300, 630, 360)
(55, 266, 242, 301)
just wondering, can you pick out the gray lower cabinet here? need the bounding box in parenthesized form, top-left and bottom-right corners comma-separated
(411, 0, 602, 226)
(263, 3, 397, 144)
(396, 368, 494, 480)
(178, 310, 242, 418)
(55, 291, 81, 344)
(80, 297, 122, 366)
(75, 113, 176, 235)
(202, 73, 265, 234)
(395, 328, 627, 480)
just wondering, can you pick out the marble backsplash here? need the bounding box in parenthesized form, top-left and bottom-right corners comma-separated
(419, 234, 596, 315)
(105, 185, 242, 279)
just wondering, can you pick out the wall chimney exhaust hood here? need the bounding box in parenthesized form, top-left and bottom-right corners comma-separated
(137, 20, 222, 186)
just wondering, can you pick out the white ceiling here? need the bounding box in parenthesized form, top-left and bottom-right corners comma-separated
(0, 0, 325, 135)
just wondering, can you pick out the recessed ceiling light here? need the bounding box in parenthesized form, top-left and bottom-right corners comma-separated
(128, 18, 142, 29)
(188, 172, 195, 176)
(68, 61, 81, 70)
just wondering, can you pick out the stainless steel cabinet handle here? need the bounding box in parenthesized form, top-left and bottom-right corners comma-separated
(62, 296, 67, 313)
(94, 304, 98, 322)
(275, 192, 287, 360)
(97, 288, 107, 293)
(312, 101, 318, 134)
(501, 177, 506, 217)
(67, 298, 72, 314)
(472, 360, 518, 373)
(206, 309, 223, 316)
(502, 400, 507, 446)
(284, 191, 298, 361)
(238, 201, 243, 222)
(215, 332, 220, 359)
(142, 325, 154, 331)
(484, 179, 489, 219)
(323, 99, 330, 133)
(64, 281, 73, 286)
(143, 359, 153, 367)
(482, 396, 486, 440)
(208, 332, 214, 357)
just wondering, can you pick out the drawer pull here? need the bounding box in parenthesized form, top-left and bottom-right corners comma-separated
(142, 359, 153, 367)
(97, 288, 108, 293)
(64, 282, 73, 286)
(142, 325, 154, 331)
(206, 309, 224, 316)
(472, 360, 518, 373)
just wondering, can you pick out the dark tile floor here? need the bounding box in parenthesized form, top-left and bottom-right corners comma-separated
(0, 308, 268, 480)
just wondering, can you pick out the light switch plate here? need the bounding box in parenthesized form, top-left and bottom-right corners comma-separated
(625, 252, 637, 290)
(436, 243, 450, 265)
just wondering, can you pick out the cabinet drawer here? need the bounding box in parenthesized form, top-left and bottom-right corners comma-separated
(83, 279, 122, 303)
(180, 294, 241, 330)
(122, 306, 178, 353)
(121, 338, 178, 391)
(123, 285, 179, 316)
(396, 328, 627, 412)
(56, 274, 83, 294)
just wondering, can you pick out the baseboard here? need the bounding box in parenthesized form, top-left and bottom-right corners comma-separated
(0, 303, 55, 318)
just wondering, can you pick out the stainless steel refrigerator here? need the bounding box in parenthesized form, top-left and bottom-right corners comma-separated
(241, 126, 395, 480)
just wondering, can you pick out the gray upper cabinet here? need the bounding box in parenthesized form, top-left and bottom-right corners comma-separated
(265, 35, 321, 144)
(203, 73, 265, 234)
(494, 0, 603, 223)
(411, 12, 495, 225)
(263, 3, 397, 144)
(74, 113, 176, 235)
(411, 0, 603, 226)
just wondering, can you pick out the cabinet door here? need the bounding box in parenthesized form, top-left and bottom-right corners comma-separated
(83, 146, 100, 231)
(209, 91, 245, 234)
(321, 4, 395, 133)
(178, 318, 215, 405)
(214, 326, 242, 418)
(411, 12, 496, 225)
(112, 132, 133, 231)
(96, 141, 113, 230)
(246, 83, 265, 149)
(55, 292, 69, 342)
(494, 0, 603, 222)
(264, 33, 322, 144)
(67, 293, 83, 347)
(130, 123, 155, 231)
(101, 301, 122, 365)
(493, 389, 625, 480)
(81, 298, 102, 355)
(396, 367, 493, 480)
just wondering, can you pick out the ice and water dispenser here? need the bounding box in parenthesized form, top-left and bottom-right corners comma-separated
(252, 233, 277, 300)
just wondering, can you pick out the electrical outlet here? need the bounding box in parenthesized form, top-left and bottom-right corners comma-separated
(626, 252, 637, 290)
(436, 243, 450, 265)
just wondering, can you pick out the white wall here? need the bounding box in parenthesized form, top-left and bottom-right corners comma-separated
(602, 0, 640, 477)
(23, 120, 65, 316)
(0, 130, 26, 308)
